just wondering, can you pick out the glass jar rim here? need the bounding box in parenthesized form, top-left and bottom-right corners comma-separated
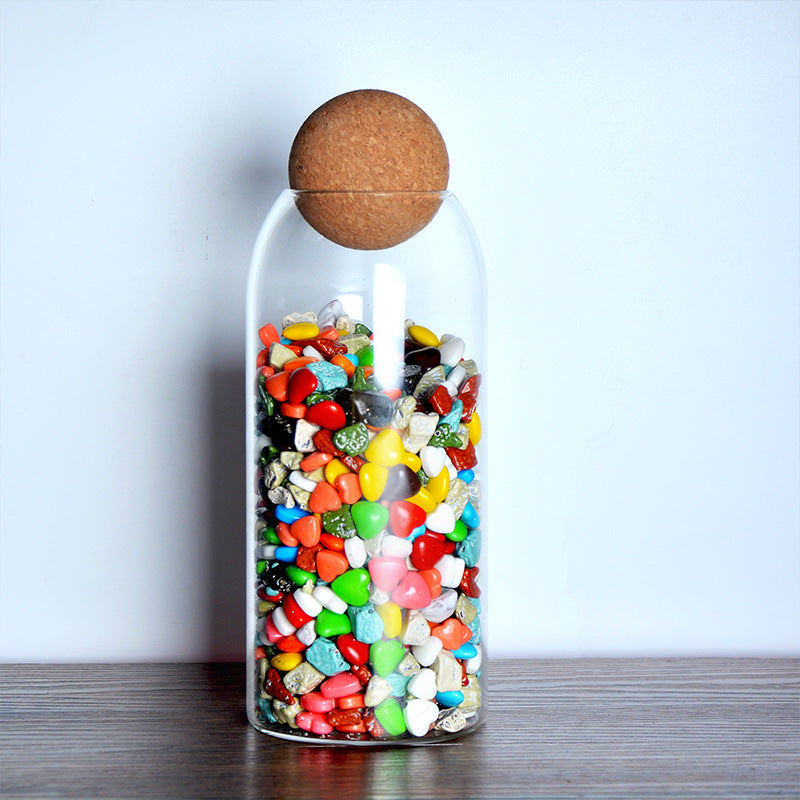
(286, 188, 453, 197)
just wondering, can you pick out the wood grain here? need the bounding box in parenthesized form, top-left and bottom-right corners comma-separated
(1, 659, 798, 799)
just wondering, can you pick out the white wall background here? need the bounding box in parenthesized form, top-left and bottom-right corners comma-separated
(1, 0, 798, 661)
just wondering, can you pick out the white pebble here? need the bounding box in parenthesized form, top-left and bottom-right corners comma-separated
(302, 346, 323, 360)
(381, 535, 413, 559)
(296, 620, 317, 646)
(426, 503, 456, 534)
(271, 607, 296, 636)
(420, 588, 458, 623)
(412, 635, 443, 667)
(434, 554, 466, 588)
(465, 644, 482, 674)
(312, 585, 347, 615)
(438, 336, 465, 368)
(447, 364, 467, 390)
(294, 589, 322, 617)
(344, 537, 367, 568)
(420, 446, 447, 479)
(406, 668, 437, 701)
(403, 699, 439, 737)
(289, 471, 317, 493)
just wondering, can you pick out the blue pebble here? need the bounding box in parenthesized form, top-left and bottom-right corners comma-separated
(451, 642, 478, 660)
(455, 529, 481, 568)
(263, 587, 282, 598)
(457, 468, 475, 483)
(438, 399, 463, 431)
(280, 336, 291, 345)
(274, 546, 298, 563)
(460, 501, 480, 529)
(435, 690, 465, 708)
(305, 360, 348, 390)
(347, 604, 385, 644)
(275, 504, 310, 524)
(407, 524, 427, 542)
(305, 637, 349, 676)
(344, 354, 359, 366)
(386, 672, 410, 698)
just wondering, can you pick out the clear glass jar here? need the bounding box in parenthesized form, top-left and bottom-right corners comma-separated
(246, 190, 486, 743)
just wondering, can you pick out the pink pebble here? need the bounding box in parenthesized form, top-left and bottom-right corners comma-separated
(264, 613, 283, 644)
(391, 572, 433, 609)
(296, 711, 334, 735)
(300, 691, 335, 713)
(320, 671, 361, 699)
(367, 556, 408, 593)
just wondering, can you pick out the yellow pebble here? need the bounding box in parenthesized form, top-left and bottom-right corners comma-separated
(324, 458, 350, 485)
(359, 462, 388, 502)
(408, 324, 439, 348)
(271, 652, 303, 671)
(376, 602, 403, 639)
(364, 429, 404, 467)
(465, 411, 482, 445)
(400, 450, 422, 473)
(427, 466, 451, 504)
(282, 322, 320, 341)
(406, 486, 437, 513)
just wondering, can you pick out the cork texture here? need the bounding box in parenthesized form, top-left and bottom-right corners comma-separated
(288, 90, 449, 250)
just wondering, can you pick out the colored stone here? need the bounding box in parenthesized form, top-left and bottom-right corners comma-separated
(321, 506, 356, 539)
(401, 412, 438, 453)
(446, 519, 469, 543)
(411, 533, 447, 571)
(347, 603, 385, 644)
(426, 503, 456, 534)
(367, 556, 408, 593)
(420, 588, 458, 623)
(401, 609, 431, 646)
(375, 601, 403, 639)
(433, 650, 463, 692)
(287, 367, 319, 404)
(374, 697, 406, 736)
(445, 479, 470, 519)
(350, 500, 388, 539)
(336, 633, 370, 665)
(404, 699, 439, 737)
(332, 423, 369, 455)
(351, 390, 394, 428)
(428, 423, 462, 449)
(364, 675, 393, 707)
(405, 345, 441, 369)
(305, 360, 349, 391)
(438, 335, 465, 367)
(439, 399, 464, 432)
(391, 572, 433, 609)
(364, 429, 405, 467)
(305, 636, 350, 676)
(358, 462, 388, 502)
(331, 568, 371, 606)
(379, 464, 421, 502)
(435, 707, 467, 733)
(456, 528, 481, 567)
(407, 324, 439, 347)
(304, 401, 347, 430)
(389, 500, 427, 538)
(369, 639, 406, 677)
(283, 322, 320, 340)
(455, 593, 478, 625)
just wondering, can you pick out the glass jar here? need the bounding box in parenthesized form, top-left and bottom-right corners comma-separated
(246, 190, 486, 743)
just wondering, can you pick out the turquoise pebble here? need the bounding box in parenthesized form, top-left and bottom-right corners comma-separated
(386, 672, 410, 698)
(457, 469, 475, 483)
(451, 642, 478, 659)
(305, 636, 350, 676)
(274, 546, 298, 563)
(407, 524, 427, 542)
(275, 505, 309, 524)
(264, 587, 282, 598)
(347, 604, 385, 644)
(344, 354, 359, 366)
(455, 528, 481, 568)
(279, 336, 291, 345)
(435, 690, 465, 707)
(466, 614, 482, 645)
(257, 697, 277, 722)
(306, 361, 348, 391)
(439, 399, 464, 431)
(460, 502, 480, 529)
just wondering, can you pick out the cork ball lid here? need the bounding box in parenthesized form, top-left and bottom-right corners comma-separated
(288, 90, 449, 250)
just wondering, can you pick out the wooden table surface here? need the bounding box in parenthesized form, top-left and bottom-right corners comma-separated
(1, 659, 798, 799)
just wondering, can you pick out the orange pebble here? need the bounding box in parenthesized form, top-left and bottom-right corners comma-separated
(334, 472, 362, 505)
(281, 402, 307, 419)
(257, 366, 275, 378)
(319, 533, 345, 552)
(431, 618, 471, 651)
(300, 452, 334, 471)
(316, 549, 349, 582)
(258, 323, 280, 347)
(276, 634, 307, 653)
(309, 481, 342, 514)
(337, 693, 365, 709)
(419, 568, 442, 599)
(284, 344, 304, 356)
(290, 514, 322, 548)
(334, 722, 367, 734)
(331, 354, 355, 377)
(362, 366, 374, 379)
(265, 371, 290, 401)
(381, 387, 402, 401)
(318, 326, 340, 340)
(256, 349, 270, 368)
(284, 356, 319, 372)
(254, 646, 267, 660)
(276, 522, 299, 547)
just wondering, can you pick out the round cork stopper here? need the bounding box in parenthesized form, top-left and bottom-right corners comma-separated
(288, 90, 449, 250)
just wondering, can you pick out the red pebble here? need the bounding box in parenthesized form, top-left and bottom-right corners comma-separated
(263, 667, 294, 704)
(349, 664, 372, 686)
(313, 429, 344, 456)
(389, 500, 427, 538)
(340, 454, 366, 473)
(429, 384, 453, 415)
(320, 671, 362, 699)
(458, 375, 481, 422)
(305, 401, 347, 430)
(319, 532, 345, 552)
(287, 368, 319, 404)
(295, 544, 322, 573)
(276, 634, 307, 653)
(258, 323, 280, 347)
(282, 594, 313, 628)
(308, 481, 342, 514)
(445, 441, 477, 471)
(280, 402, 307, 419)
(411, 533, 447, 570)
(294, 337, 347, 359)
(336, 633, 370, 665)
(363, 708, 389, 739)
(459, 566, 481, 598)
(265, 371, 290, 401)
(326, 708, 363, 729)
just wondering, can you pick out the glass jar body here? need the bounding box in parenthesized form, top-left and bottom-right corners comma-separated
(246, 190, 487, 744)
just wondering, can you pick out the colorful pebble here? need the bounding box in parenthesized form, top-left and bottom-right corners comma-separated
(253, 300, 484, 741)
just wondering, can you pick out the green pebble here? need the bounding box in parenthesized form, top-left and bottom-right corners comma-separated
(446, 519, 468, 542)
(351, 367, 372, 392)
(428, 423, 463, 449)
(258, 446, 279, 469)
(354, 323, 372, 336)
(350, 500, 389, 539)
(285, 566, 316, 586)
(257, 384, 275, 416)
(331, 568, 371, 606)
(332, 423, 369, 456)
(416, 469, 430, 487)
(321, 506, 356, 539)
(305, 391, 333, 406)
(256, 559, 267, 574)
(369, 639, 406, 677)
(374, 697, 407, 736)
(357, 346, 374, 366)
(315, 608, 352, 638)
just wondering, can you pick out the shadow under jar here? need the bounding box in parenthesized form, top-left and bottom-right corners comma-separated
(246, 190, 487, 744)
